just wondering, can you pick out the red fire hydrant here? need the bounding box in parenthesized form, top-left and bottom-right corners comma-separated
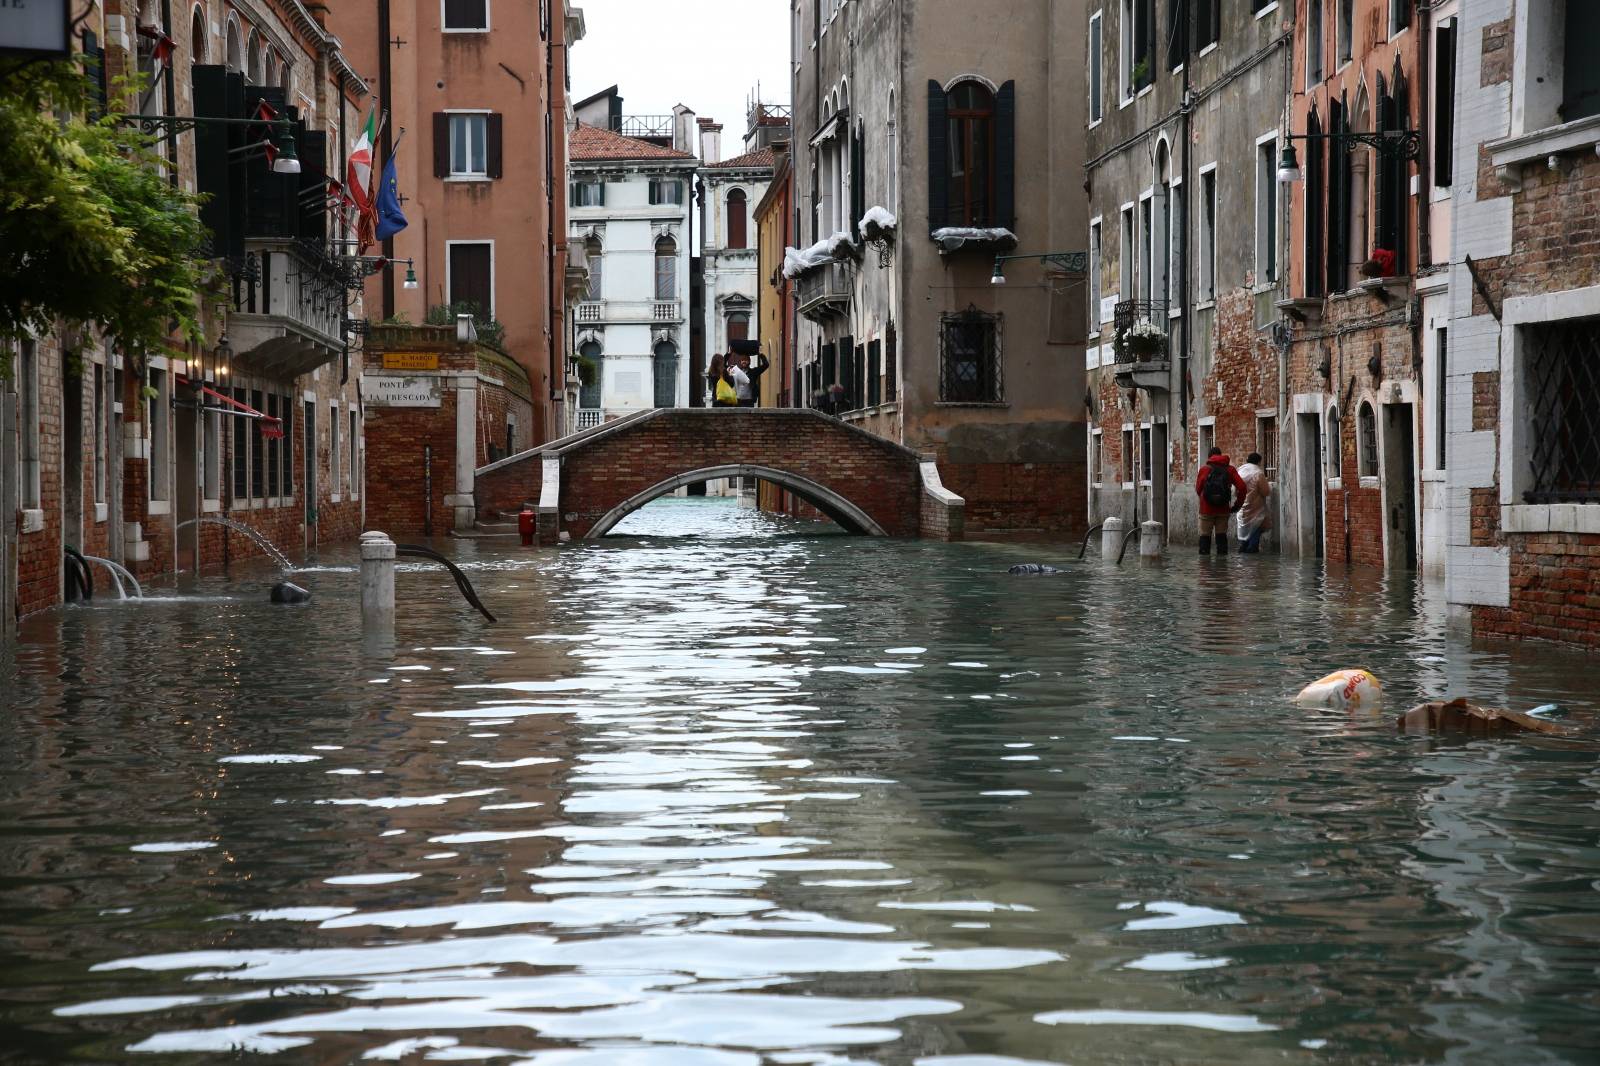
(518, 507, 535, 546)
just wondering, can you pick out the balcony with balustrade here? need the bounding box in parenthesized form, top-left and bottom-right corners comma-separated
(1111, 299, 1172, 393)
(796, 261, 852, 321)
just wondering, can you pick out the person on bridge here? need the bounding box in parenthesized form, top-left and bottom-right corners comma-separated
(1195, 446, 1247, 556)
(736, 351, 767, 407)
(706, 354, 738, 407)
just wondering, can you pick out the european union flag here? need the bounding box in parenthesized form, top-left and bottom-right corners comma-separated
(375, 153, 408, 241)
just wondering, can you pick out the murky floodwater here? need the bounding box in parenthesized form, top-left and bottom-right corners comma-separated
(2, 497, 1598, 1065)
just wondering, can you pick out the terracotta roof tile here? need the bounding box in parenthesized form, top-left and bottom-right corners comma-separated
(705, 146, 776, 171)
(569, 123, 695, 161)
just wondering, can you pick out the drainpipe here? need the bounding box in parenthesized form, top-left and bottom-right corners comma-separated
(1177, 0, 1192, 450)
(547, 22, 560, 440)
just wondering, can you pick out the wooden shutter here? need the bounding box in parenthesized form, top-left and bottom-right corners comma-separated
(1434, 21, 1456, 185)
(927, 81, 948, 233)
(432, 112, 449, 177)
(850, 130, 865, 239)
(486, 113, 503, 179)
(995, 81, 1016, 231)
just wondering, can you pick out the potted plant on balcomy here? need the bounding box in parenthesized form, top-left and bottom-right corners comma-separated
(1120, 318, 1166, 361)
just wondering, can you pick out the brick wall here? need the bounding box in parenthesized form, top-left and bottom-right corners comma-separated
(1474, 534, 1600, 648)
(940, 460, 1084, 534)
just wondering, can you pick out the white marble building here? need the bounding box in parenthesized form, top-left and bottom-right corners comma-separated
(569, 123, 699, 426)
(699, 145, 776, 397)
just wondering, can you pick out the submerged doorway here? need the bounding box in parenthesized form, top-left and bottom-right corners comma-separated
(1382, 402, 1417, 570)
(1297, 411, 1324, 558)
(62, 361, 84, 562)
(174, 396, 198, 572)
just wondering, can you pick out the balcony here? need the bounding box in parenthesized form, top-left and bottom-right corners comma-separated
(576, 301, 603, 324)
(228, 239, 349, 379)
(572, 300, 681, 325)
(652, 301, 680, 322)
(1111, 299, 1172, 393)
(796, 260, 852, 321)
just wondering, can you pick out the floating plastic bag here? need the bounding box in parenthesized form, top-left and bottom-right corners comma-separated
(1294, 669, 1382, 709)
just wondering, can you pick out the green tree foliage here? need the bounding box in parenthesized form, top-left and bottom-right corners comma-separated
(0, 57, 212, 374)
(426, 301, 507, 354)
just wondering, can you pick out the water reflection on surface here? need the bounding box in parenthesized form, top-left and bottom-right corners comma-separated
(1, 497, 1598, 1064)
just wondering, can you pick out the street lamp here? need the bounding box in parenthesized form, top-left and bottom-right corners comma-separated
(272, 124, 301, 174)
(113, 113, 303, 175)
(403, 263, 419, 290)
(1277, 127, 1423, 183)
(989, 251, 1089, 286)
(213, 331, 232, 385)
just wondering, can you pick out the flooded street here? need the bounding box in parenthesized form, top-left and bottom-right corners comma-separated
(1, 498, 1597, 1064)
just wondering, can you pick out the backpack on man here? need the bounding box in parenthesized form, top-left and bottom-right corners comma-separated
(1202, 463, 1234, 510)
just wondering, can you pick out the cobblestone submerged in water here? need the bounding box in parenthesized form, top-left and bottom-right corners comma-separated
(1, 497, 1597, 1064)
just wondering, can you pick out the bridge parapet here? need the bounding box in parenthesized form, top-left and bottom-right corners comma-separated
(475, 409, 964, 542)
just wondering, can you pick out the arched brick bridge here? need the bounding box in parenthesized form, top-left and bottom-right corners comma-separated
(475, 409, 965, 542)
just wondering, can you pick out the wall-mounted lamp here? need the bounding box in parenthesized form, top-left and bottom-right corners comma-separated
(1277, 127, 1422, 184)
(403, 263, 419, 290)
(990, 261, 1007, 286)
(272, 125, 301, 174)
(214, 332, 232, 384)
(989, 250, 1089, 286)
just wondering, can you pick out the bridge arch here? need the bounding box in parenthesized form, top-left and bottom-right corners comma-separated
(587, 464, 888, 538)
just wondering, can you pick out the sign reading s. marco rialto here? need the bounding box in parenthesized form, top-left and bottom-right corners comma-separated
(0, 0, 72, 56)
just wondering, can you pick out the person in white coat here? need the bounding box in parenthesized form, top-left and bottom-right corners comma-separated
(1235, 452, 1272, 553)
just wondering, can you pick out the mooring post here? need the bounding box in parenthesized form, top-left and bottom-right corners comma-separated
(1139, 520, 1164, 558)
(360, 531, 396, 628)
(1100, 516, 1124, 560)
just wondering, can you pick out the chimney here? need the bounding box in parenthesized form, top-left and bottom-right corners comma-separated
(305, 2, 330, 27)
(698, 119, 722, 165)
(672, 104, 697, 156)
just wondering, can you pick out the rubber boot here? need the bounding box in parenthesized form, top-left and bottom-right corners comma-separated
(1215, 534, 1229, 555)
(1198, 535, 1212, 555)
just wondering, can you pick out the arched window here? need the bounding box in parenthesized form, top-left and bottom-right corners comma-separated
(246, 30, 262, 84)
(726, 311, 750, 344)
(652, 342, 678, 408)
(726, 189, 747, 249)
(224, 18, 242, 74)
(654, 236, 677, 301)
(1358, 401, 1379, 478)
(277, 55, 292, 94)
(578, 340, 602, 410)
(583, 237, 603, 301)
(1326, 405, 1342, 478)
(190, 6, 207, 64)
(946, 81, 995, 227)
(1154, 139, 1171, 307)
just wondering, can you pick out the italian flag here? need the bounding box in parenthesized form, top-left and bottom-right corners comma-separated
(347, 109, 377, 214)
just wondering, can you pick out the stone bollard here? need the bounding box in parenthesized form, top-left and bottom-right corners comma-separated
(1100, 517, 1124, 559)
(360, 531, 396, 629)
(1139, 520, 1164, 558)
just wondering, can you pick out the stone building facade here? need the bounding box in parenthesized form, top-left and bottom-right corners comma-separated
(1084, 0, 1294, 547)
(1440, 0, 1600, 646)
(3, 0, 369, 630)
(785, 0, 1088, 534)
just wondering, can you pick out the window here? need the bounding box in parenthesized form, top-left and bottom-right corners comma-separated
(448, 242, 493, 317)
(945, 81, 995, 228)
(1089, 11, 1103, 124)
(1337, 0, 1353, 64)
(190, 8, 206, 64)
(1304, 110, 1326, 297)
(1307, 0, 1324, 86)
(1255, 136, 1279, 286)
(1088, 220, 1103, 334)
(1522, 318, 1600, 503)
(583, 237, 602, 301)
(1120, 205, 1136, 299)
(148, 367, 169, 502)
(1199, 169, 1215, 303)
(1389, 0, 1409, 37)
(938, 307, 1003, 404)
(1357, 401, 1378, 478)
(1257, 414, 1278, 480)
(449, 114, 487, 176)
(727, 311, 749, 344)
(867, 339, 882, 406)
(1375, 65, 1409, 270)
(1562, 5, 1600, 123)
(329, 402, 340, 497)
(224, 18, 241, 73)
(1168, 181, 1183, 310)
(1326, 96, 1352, 293)
(885, 322, 898, 402)
(652, 342, 678, 408)
(1139, 196, 1153, 300)
(92, 363, 106, 506)
(203, 397, 219, 502)
(281, 399, 293, 497)
(1326, 405, 1342, 478)
(1435, 326, 1448, 470)
(649, 179, 683, 205)
(1121, 427, 1135, 484)
(1121, 0, 1154, 97)
(232, 386, 248, 501)
(1091, 429, 1104, 485)
(1252, 0, 1276, 13)
(726, 188, 748, 249)
(1139, 425, 1153, 483)
(571, 181, 605, 206)
(1199, 420, 1215, 462)
(1167, 0, 1184, 71)
(654, 236, 677, 301)
(1433, 18, 1456, 186)
(249, 388, 264, 499)
(578, 340, 602, 410)
(349, 409, 359, 497)
(1195, 0, 1219, 50)
(443, 0, 489, 32)
(17, 340, 40, 510)
(265, 392, 279, 498)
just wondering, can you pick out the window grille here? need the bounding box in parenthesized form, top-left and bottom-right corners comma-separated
(939, 306, 1003, 403)
(1524, 319, 1600, 502)
(1358, 402, 1378, 478)
(1257, 415, 1278, 480)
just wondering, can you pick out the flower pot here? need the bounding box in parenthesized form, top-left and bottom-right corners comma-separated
(1126, 335, 1163, 360)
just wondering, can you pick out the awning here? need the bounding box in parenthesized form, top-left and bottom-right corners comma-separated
(808, 108, 849, 148)
(176, 376, 285, 439)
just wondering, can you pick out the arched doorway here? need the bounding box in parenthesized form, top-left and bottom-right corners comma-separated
(587, 464, 889, 539)
(652, 341, 678, 408)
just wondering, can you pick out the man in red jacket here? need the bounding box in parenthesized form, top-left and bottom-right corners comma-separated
(1195, 446, 1248, 555)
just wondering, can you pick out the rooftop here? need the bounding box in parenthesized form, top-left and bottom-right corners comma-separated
(704, 146, 776, 171)
(569, 123, 695, 162)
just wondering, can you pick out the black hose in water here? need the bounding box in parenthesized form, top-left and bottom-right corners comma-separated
(395, 544, 497, 623)
(1115, 527, 1141, 566)
(63, 547, 93, 602)
(1078, 522, 1105, 560)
